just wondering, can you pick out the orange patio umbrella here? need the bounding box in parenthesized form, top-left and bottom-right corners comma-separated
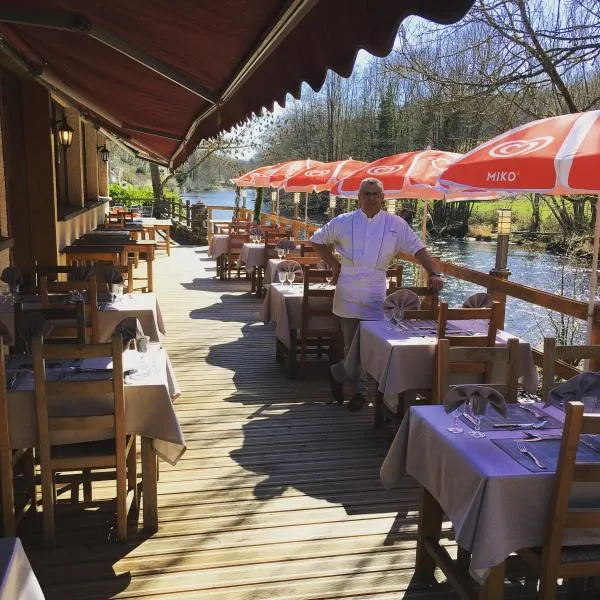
(252, 159, 324, 188)
(231, 164, 278, 187)
(281, 159, 368, 193)
(439, 110, 600, 341)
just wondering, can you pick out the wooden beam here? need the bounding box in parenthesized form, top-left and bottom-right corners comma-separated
(83, 123, 99, 201)
(65, 107, 84, 208)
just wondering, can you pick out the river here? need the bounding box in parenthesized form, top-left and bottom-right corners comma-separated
(182, 189, 593, 350)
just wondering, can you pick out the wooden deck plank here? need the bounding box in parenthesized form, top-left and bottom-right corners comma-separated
(16, 245, 529, 599)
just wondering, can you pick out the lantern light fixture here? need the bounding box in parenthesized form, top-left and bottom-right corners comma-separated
(55, 120, 74, 147)
(497, 209, 512, 236)
(97, 144, 110, 163)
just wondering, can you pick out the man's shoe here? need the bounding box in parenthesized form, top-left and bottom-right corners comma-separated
(329, 373, 344, 404)
(347, 394, 366, 412)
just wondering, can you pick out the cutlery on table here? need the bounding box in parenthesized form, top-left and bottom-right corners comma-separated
(522, 432, 562, 442)
(516, 440, 546, 469)
(463, 412, 478, 426)
(517, 404, 545, 419)
(493, 420, 548, 429)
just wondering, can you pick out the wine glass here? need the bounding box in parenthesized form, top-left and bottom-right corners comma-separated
(287, 271, 296, 285)
(384, 311, 395, 331)
(277, 248, 285, 259)
(325, 273, 333, 286)
(468, 399, 486, 439)
(277, 271, 287, 285)
(447, 404, 464, 434)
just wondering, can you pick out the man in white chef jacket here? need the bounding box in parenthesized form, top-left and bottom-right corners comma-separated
(310, 177, 443, 410)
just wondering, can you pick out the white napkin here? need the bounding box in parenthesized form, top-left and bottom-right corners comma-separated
(443, 384, 508, 416)
(382, 289, 420, 321)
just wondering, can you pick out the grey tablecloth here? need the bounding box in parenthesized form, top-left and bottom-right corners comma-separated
(0, 293, 166, 345)
(208, 234, 229, 258)
(240, 243, 265, 269)
(343, 319, 539, 397)
(265, 258, 283, 284)
(380, 405, 600, 581)
(0, 538, 44, 600)
(261, 283, 336, 348)
(6, 345, 184, 465)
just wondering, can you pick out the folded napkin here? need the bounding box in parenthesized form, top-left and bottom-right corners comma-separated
(0, 266, 23, 291)
(443, 384, 508, 417)
(382, 289, 420, 321)
(276, 239, 296, 251)
(99, 266, 124, 285)
(275, 260, 302, 274)
(249, 227, 263, 237)
(463, 292, 494, 308)
(68, 266, 96, 282)
(545, 371, 600, 407)
(113, 317, 145, 350)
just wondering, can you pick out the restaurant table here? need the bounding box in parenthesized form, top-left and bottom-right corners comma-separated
(208, 234, 229, 258)
(138, 218, 172, 256)
(0, 293, 166, 345)
(261, 282, 336, 348)
(341, 319, 539, 399)
(5, 344, 184, 531)
(239, 242, 265, 270)
(265, 258, 283, 285)
(0, 538, 44, 600)
(379, 404, 600, 598)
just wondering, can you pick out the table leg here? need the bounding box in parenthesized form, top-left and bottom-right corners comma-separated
(415, 486, 444, 583)
(147, 250, 154, 292)
(165, 226, 171, 256)
(141, 437, 158, 532)
(287, 330, 297, 378)
(479, 563, 505, 600)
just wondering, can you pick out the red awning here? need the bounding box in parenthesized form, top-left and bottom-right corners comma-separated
(0, 1, 474, 168)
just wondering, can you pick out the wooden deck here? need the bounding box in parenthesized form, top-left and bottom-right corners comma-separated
(19, 246, 464, 599)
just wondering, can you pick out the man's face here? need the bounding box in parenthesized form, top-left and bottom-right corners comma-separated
(358, 183, 384, 214)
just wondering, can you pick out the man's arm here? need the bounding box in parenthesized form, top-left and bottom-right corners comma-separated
(311, 242, 342, 284)
(415, 248, 443, 291)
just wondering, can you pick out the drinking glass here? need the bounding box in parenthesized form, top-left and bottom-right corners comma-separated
(384, 312, 395, 331)
(277, 248, 285, 259)
(277, 271, 287, 285)
(468, 400, 486, 438)
(325, 274, 333, 286)
(287, 271, 296, 285)
(447, 405, 464, 434)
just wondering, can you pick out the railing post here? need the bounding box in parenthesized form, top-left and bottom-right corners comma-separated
(186, 200, 191, 226)
(170, 198, 175, 219)
(260, 213, 267, 226)
(591, 306, 600, 370)
(292, 221, 300, 240)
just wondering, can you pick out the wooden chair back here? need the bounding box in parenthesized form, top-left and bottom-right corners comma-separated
(436, 337, 520, 404)
(386, 265, 404, 293)
(264, 231, 291, 246)
(64, 248, 123, 268)
(39, 275, 99, 343)
(0, 337, 35, 536)
(32, 333, 130, 546)
(396, 286, 439, 320)
(300, 243, 315, 256)
(541, 337, 600, 403)
(226, 234, 249, 279)
(517, 401, 600, 595)
(94, 263, 134, 294)
(437, 301, 502, 347)
(105, 214, 124, 229)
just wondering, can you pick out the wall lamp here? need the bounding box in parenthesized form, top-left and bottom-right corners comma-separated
(54, 120, 74, 147)
(98, 144, 110, 163)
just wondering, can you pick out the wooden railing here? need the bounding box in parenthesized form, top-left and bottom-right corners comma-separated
(110, 197, 192, 226)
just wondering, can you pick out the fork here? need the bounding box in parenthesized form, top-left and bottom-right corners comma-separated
(518, 404, 545, 419)
(516, 440, 546, 469)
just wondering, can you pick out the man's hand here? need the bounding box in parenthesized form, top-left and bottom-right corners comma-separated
(331, 261, 341, 285)
(428, 274, 443, 291)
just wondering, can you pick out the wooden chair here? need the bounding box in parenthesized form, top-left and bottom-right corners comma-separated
(95, 263, 134, 295)
(32, 333, 136, 546)
(104, 214, 124, 230)
(39, 275, 100, 343)
(294, 266, 341, 378)
(541, 338, 600, 404)
(300, 243, 315, 256)
(437, 300, 502, 347)
(386, 265, 404, 293)
(0, 338, 36, 536)
(225, 234, 249, 280)
(436, 337, 520, 404)
(64, 248, 123, 268)
(517, 400, 600, 599)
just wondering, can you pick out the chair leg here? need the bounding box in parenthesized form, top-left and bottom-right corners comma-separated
(83, 468, 92, 503)
(42, 469, 56, 548)
(127, 438, 137, 509)
(538, 567, 558, 600)
(1, 454, 15, 537)
(374, 392, 384, 429)
(23, 449, 36, 513)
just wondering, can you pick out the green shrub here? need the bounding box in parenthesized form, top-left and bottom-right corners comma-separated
(108, 183, 179, 207)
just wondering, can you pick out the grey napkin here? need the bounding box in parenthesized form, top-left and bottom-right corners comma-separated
(276, 239, 296, 251)
(68, 266, 96, 281)
(0, 266, 23, 290)
(275, 260, 303, 282)
(463, 292, 494, 308)
(545, 371, 600, 407)
(382, 289, 420, 321)
(99, 266, 124, 285)
(249, 227, 263, 237)
(113, 317, 145, 350)
(443, 384, 508, 417)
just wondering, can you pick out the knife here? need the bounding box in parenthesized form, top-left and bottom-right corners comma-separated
(493, 422, 539, 429)
(463, 412, 478, 426)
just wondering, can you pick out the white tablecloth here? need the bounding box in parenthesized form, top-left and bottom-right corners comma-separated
(208, 234, 229, 258)
(265, 258, 283, 284)
(239, 243, 265, 269)
(6, 345, 184, 465)
(261, 283, 336, 348)
(0, 538, 44, 600)
(343, 319, 539, 396)
(0, 293, 166, 345)
(380, 405, 600, 581)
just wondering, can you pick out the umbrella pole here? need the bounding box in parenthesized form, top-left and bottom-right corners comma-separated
(586, 194, 600, 347)
(420, 200, 429, 285)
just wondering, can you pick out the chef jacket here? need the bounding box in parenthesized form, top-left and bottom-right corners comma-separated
(310, 209, 425, 319)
